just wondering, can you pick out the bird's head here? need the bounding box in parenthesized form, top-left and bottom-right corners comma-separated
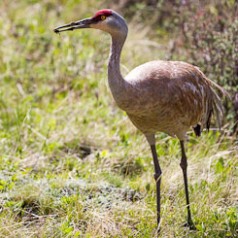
(54, 9, 128, 37)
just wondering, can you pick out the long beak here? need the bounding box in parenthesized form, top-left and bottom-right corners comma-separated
(54, 18, 93, 33)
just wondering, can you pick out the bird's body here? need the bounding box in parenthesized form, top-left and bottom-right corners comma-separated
(54, 9, 223, 232)
(114, 60, 214, 140)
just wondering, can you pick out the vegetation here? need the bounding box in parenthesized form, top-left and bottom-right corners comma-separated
(0, 1, 237, 237)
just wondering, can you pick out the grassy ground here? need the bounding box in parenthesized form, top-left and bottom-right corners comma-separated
(0, 1, 237, 237)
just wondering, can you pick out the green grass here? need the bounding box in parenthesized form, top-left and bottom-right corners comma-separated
(0, 1, 237, 237)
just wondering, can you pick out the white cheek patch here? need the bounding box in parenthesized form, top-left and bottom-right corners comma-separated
(91, 21, 109, 31)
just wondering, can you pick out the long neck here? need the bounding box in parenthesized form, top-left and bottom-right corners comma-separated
(108, 33, 127, 102)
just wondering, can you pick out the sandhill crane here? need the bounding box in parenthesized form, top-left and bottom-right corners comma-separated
(54, 9, 224, 231)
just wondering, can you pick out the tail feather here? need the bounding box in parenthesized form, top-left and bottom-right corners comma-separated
(197, 68, 227, 130)
(210, 87, 224, 129)
(206, 109, 213, 131)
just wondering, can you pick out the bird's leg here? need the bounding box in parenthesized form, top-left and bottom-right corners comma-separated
(179, 141, 196, 230)
(151, 144, 162, 229)
(146, 134, 162, 232)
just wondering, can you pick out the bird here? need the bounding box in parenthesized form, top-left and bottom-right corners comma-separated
(54, 9, 224, 231)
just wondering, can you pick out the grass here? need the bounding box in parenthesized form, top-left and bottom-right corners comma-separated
(0, 1, 237, 237)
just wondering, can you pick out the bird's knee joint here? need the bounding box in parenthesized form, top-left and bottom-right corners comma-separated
(154, 172, 162, 181)
(180, 159, 187, 171)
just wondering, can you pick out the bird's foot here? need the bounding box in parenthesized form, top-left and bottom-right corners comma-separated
(154, 225, 161, 237)
(182, 221, 197, 231)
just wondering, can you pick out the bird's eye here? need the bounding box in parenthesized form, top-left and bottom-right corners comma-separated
(101, 15, 106, 21)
